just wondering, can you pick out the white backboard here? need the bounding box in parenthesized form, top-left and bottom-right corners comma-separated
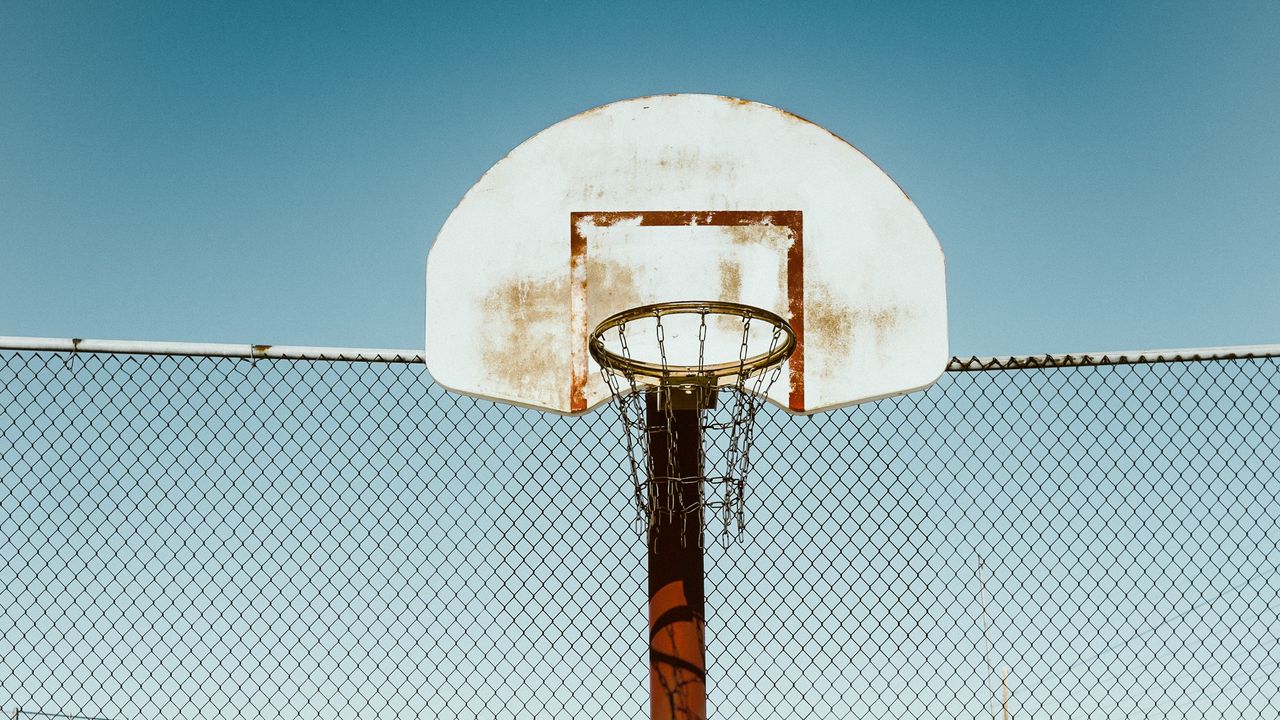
(426, 94, 947, 414)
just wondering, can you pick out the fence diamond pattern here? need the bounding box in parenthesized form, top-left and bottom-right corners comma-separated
(2, 350, 1277, 719)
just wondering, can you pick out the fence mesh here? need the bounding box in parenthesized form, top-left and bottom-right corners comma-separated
(2, 350, 1277, 719)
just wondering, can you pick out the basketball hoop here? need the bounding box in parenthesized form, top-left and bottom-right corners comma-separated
(425, 95, 948, 720)
(590, 301, 796, 545)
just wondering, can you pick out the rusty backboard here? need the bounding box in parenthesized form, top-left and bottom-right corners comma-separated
(425, 94, 947, 415)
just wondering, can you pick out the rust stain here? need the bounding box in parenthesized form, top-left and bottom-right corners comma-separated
(576, 210, 802, 228)
(667, 147, 702, 171)
(785, 215, 804, 411)
(806, 281, 913, 385)
(777, 106, 821, 128)
(585, 258, 643, 320)
(846, 304, 909, 352)
(579, 212, 644, 229)
(867, 307, 902, 334)
(718, 224, 783, 247)
(479, 276, 567, 406)
(720, 96, 754, 107)
(570, 218, 589, 411)
(575, 101, 612, 119)
(715, 94, 816, 130)
(717, 259, 742, 301)
(805, 284, 853, 361)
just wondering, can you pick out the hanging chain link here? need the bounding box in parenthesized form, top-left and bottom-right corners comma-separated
(595, 306, 791, 546)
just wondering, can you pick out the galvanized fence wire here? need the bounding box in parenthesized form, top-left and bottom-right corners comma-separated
(1, 348, 1277, 719)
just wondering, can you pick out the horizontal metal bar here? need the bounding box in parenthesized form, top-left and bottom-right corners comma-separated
(17, 710, 115, 720)
(0, 336, 423, 363)
(948, 344, 1280, 371)
(1, 335, 1276, 371)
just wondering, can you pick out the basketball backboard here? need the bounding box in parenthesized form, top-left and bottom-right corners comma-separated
(425, 94, 947, 414)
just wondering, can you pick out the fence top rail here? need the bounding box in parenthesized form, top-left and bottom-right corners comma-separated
(1, 335, 1277, 371)
(0, 336, 424, 364)
(948, 344, 1280, 371)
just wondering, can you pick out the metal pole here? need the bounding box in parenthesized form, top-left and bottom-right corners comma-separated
(646, 390, 707, 720)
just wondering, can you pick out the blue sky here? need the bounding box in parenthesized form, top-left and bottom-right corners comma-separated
(1, 1, 1277, 356)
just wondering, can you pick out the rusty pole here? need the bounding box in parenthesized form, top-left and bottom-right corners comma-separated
(645, 390, 707, 720)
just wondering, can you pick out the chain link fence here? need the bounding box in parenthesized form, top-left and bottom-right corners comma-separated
(2, 347, 1277, 719)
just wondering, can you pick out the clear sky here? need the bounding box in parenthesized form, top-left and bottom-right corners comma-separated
(1, 1, 1277, 356)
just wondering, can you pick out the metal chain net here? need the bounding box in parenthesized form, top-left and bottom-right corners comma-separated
(597, 308, 789, 545)
(2, 350, 1277, 719)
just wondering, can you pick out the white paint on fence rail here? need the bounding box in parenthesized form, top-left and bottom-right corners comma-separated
(0, 335, 1276, 370)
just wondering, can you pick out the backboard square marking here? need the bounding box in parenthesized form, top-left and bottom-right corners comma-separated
(569, 211, 804, 412)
